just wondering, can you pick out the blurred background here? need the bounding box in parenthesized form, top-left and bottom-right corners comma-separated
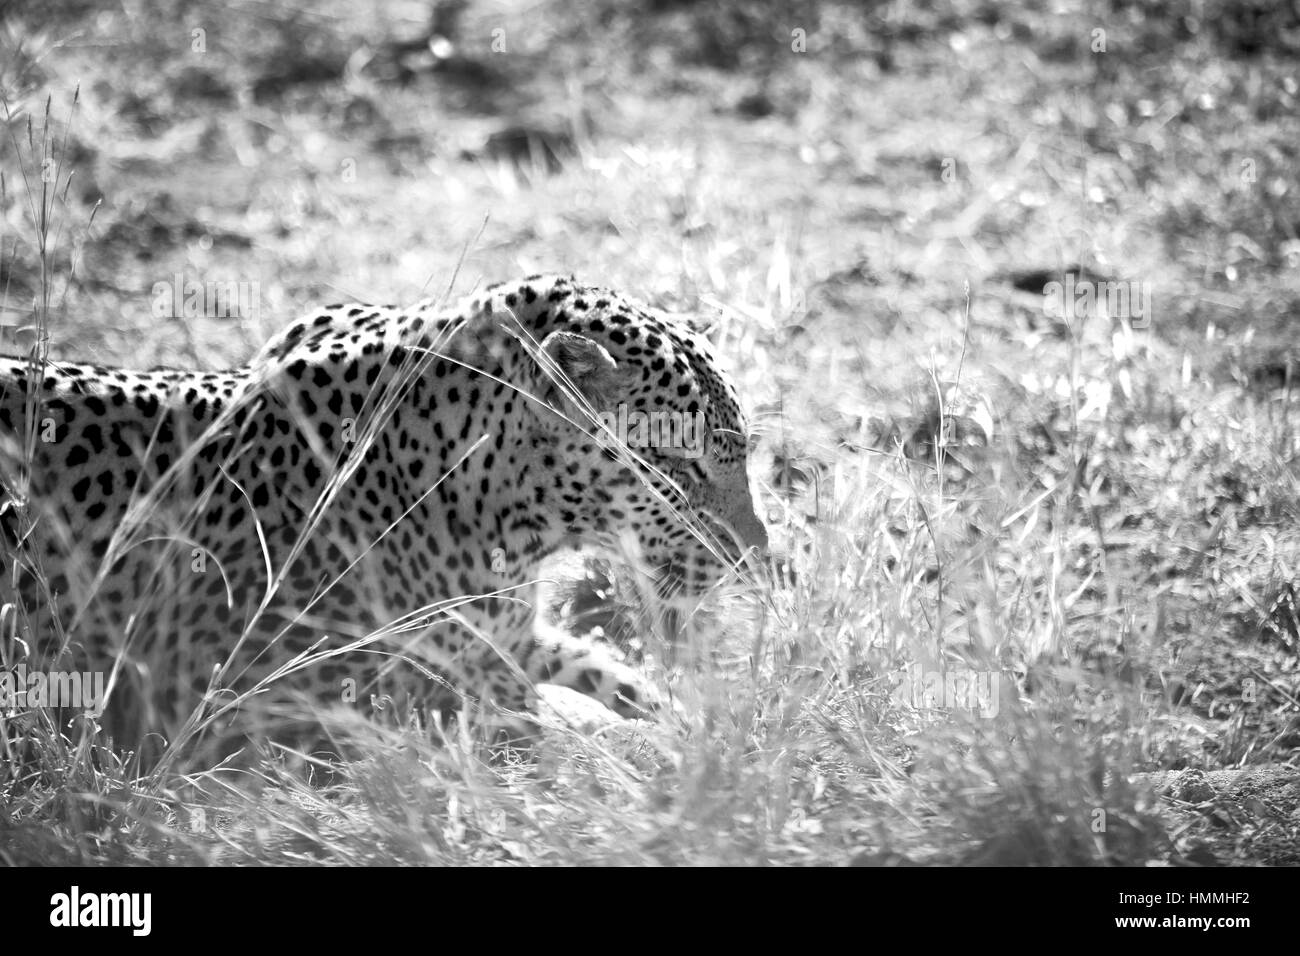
(4, 1, 1295, 365)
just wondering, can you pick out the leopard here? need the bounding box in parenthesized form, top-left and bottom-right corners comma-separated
(0, 274, 769, 757)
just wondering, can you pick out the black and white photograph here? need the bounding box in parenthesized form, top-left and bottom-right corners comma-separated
(0, 0, 1296, 898)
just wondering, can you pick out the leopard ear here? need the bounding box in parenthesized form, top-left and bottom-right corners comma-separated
(539, 330, 621, 409)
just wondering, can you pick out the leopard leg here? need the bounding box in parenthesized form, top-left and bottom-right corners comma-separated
(413, 614, 544, 748)
(522, 617, 659, 718)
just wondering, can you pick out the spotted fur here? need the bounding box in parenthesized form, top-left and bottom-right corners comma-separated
(0, 275, 767, 750)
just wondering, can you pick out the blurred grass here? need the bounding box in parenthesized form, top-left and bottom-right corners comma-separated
(1, 0, 1298, 864)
